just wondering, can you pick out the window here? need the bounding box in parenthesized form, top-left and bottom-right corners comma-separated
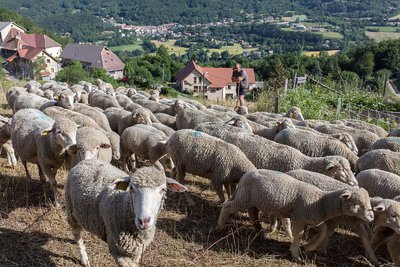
(51, 68, 54, 73)
(46, 59, 51, 64)
(228, 85, 231, 90)
(199, 77, 203, 84)
(193, 77, 197, 84)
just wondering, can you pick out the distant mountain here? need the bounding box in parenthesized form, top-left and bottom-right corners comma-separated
(0, 7, 69, 46)
(0, 0, 398, 41)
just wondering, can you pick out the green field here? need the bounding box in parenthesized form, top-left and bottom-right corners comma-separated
(152, 40, 188, 55)
(366, 26, 400, 32)
(109, 43, 143, 52)
(282, 28, 343, 39)
(365, 31, 400, 42)
(208, 43, 257, 55)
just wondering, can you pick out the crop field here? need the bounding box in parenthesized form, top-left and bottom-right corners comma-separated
(109, 43, 144, 52)
(302, 50, 341, 57)
(281, 28, 343, 39)
(0, 83, 395, 267)
(152, 40, 188, 55)
(365, 31, 400, 42)
(365, 26, 400, 32)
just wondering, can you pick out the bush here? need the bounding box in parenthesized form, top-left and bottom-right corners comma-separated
(160, 87, 178, 98)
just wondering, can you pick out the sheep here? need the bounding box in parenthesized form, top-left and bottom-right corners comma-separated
(2, 140, 17, 168)
(148, 89, 160, 101)
(338, 119, 387, 138)
(274, 128, 359, 170)
(73, 103, 113, 132)
(165, 129, 257, 206)
(89, 90, 121, 110)
(356, 169, 400, 199)
(11, 109, 78, 206)
(6, 86, 27, 109)
(286, 169, 398, 265)
(177, 96, 207, 110)
(356, 149, 400, 176)
(315, 123, 380, 156)
(115, 93, 142, 110)
(42, 106, 120, 161)
(117, 107, 158, 135)
(296, 119, 328, 128)
(176, 109, 223, 129)
(369, 137, 400, 152)
(388, 128, 400, 137)
(104, 107, 130, 132)
(13, 93, 50, 112)
(120, 124, 168, 171)
(249, 118, 296, 140)
(154, 113, 177, 130)
(134, 99, 186, 116)
(151, 123, 175, 137)
(223, 132, 358, 186)
(0, 116, 16, 168)
(216, 169, 374, 260)
(67, 127, 112, 168)
(65, 159, 186, 267)
(194, 116, 253, 140)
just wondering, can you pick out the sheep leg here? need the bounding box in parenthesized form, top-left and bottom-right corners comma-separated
(248, 207, 262, 231)
(269, 215, 278, 233)
(209, 180, 225, 207)
(282, 218, 293, 239)
(40, 163, 60, 208)
(352, 224, 379, 267)
(22, 160, 32, 180)
(121, 154, 130, 173)
(387, 235, 400, 267)
(371, 226, 394, 251)
(2, 143, 17, 168)
(304, 223, 327, 252)
(134, 154, 141, 168)
(37, 164, 46, 183)
(290, 223, 305, 261)
(71, 226, 90, 267)
(173, 165, 195, 206)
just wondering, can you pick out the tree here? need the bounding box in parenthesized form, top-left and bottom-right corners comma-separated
(355, 51, 374, 79)
(31, 56, 46, 80)
(56, 61, 89, 84)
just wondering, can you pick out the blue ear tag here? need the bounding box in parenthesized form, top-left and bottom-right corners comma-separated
(192, 131, 201, 138)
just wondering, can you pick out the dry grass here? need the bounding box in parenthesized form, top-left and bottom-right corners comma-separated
(0, 80, 394, 267)
(365, 31, 400, 42)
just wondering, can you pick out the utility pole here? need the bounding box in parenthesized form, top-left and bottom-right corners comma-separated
(202, 72, 207, 99)
(162, 63, 165, 81)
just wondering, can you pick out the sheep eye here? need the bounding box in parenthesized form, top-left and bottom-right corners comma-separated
(390, 213, 397, 219)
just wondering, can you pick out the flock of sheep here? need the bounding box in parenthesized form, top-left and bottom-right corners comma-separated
(0, 78, 400, 267)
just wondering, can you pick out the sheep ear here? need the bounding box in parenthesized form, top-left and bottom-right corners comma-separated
(275, 122, 280, 127)
(41, 126, 53, 136)
(54, 95, 60, 101)
(166, 177, 187, 192)
(67, 144, 78, 154)
(394, 195, 400, 202)
(100, 143, 111, 149)
(325, 162, 336, 170)
(340, 190, 352, 200)
(113, 177, 131, 191)
(226, 118, 235, 125)
(373, 204, 386, 212)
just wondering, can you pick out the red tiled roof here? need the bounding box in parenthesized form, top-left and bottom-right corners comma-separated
(7, 28, 60, 49)
(5, 53, 17, 62)
(101, 47, 125, 72)
(176, 60, 256, 88)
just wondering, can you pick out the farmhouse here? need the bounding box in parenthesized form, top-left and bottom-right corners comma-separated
(0, 22, 26, 44)
(1, 27, 62, 80)
(175, 60, 256, 100)
(60, 43, 125, 79)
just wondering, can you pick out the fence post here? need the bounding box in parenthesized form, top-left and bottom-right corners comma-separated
(274, 96, 279, 113)
(284, 78, 288, 96)
(336, 96, 341, 120)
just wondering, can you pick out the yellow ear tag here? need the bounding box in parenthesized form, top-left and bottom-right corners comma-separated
(116, 182, 129, 191)
(41, 130, 50, 136)
(275, 122, 280, 126)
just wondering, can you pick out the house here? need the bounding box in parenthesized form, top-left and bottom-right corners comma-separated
(1, 28, 62, 79)
(175, 60, 256, 100)
(60, 44, 125, 79)
(0, 22, 25, 44)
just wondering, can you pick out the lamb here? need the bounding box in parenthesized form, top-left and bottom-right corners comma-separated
(89, 90, 122, 110)
(65, 159, 186, 267)
(73, 103, 113, 132)
(67, 127, 112, 168)
(315, 123, 380, 155)
(120, 124, 168, 171)
(224, 132, 358, 186)
(356, 169, 400, 199)
(42, 106, 121, 161)
(217, 169, 373, 260)
(369, 137, 400, 152)
(11, 109, 78, 206)
(154, 113, 177, 130)
(286, 169, 398, 265)
(356, 149, 400, 176)
(176, 109, 223, 129)
(165, 129, 257, 206)
(274, 127, 359, 170)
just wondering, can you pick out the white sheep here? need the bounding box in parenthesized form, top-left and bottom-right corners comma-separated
(356, 169, 400, 199)
(224, 132, 358, 186)
(65, 159, 186, 267)
(89, 90, 121, 110)
(369, 137, 400, 152)
(176, 109, 223, 129)
(165, 129, 257, 206)
(356, 149, 400, 176)
(217, 169, 374, 260)
(11, 109, 78, 206)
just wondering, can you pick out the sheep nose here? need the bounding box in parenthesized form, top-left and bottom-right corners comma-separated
(139, 217, 151, 229)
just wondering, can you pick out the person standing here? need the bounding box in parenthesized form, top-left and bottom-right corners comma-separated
(231, 63, 249, 107)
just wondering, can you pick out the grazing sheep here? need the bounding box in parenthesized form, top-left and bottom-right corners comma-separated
(338, 119, 387, 138)
(65, 159, 186, 267)
(117, 107, 156, 135)
(356, 149, 400, 176)
(104, 107, 130, 132)
(217, 169, 374, 260)
(89, 90, 121, 110)
(356, 169, 400, 199)
(165, 129, 257, 206)
(224, 132, 358, 186)
(67, 127, 112, 168)
(154, 113, 177, 130)
(11, 109, 78, 206)
(176, 109, 223, 129)
(73, 103, 113, 132)
(120, 124, 168, 171)
(274, 128, 359, 170)
(369, 137, 400, 152)
(315, 123, 380, 156)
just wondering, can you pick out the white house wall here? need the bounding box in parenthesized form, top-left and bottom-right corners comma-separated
(45, 47, 62, 59)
